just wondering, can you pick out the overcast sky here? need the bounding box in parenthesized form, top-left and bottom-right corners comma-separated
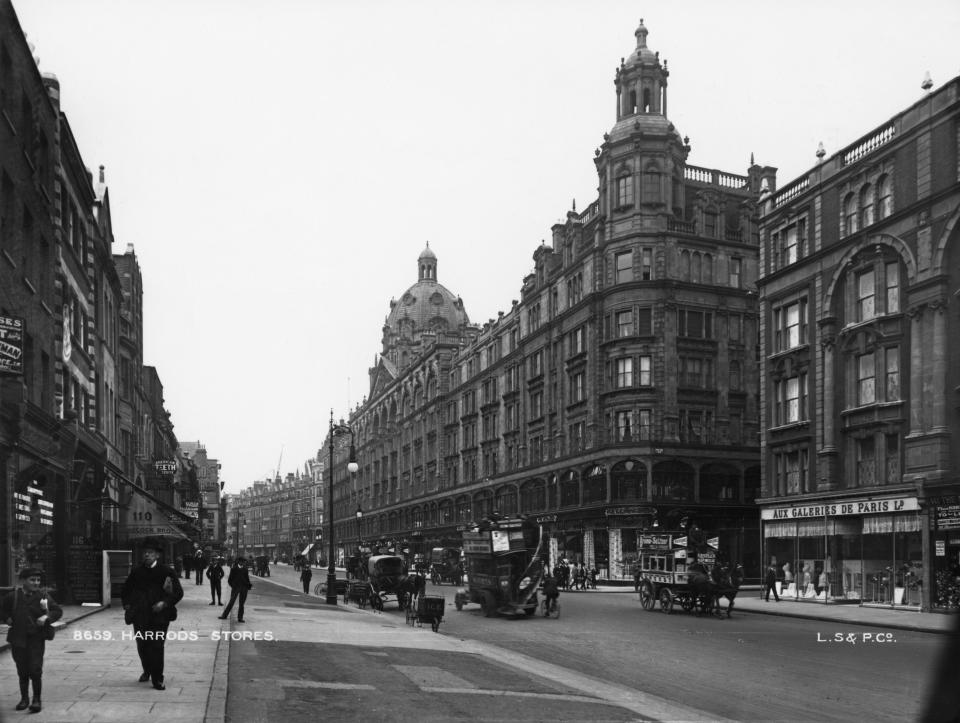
(14, 0, 960, 494)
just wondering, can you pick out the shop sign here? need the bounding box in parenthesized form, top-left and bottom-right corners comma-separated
(605, 506, 656, 517)
(0, 315, 24, 375)
(638, 534, 671, 549)
(535, 514, 558, 524)
(154, 460, 177, 474)
(936, 540, 946, 556)
(935, 502, 960, 530)
(761, 496, 918, 520)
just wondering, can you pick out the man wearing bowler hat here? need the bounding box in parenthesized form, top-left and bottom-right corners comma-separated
(121, 537, 183, 690)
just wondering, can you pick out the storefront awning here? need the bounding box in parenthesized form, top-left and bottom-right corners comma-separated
(300, 543, 313, 556)
(118, 484, 192, 543)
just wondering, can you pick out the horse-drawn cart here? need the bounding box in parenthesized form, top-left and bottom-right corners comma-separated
(406, 594, 444, 632)
(635, 531, 737, 617)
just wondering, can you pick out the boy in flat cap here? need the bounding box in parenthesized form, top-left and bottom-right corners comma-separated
(121, 538, 183, 690)
(1, 567, 62, 712)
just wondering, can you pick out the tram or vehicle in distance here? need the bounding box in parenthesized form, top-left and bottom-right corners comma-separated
(454, 516, 543, 617)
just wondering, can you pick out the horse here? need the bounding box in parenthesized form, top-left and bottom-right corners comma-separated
(713, 564, 744, 618)
(687, 562, 722, 617)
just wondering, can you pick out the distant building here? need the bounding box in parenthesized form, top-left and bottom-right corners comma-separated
(179, 441, 222, 546)
(757, 74, 960, 609)
(328, 21, 766, 581)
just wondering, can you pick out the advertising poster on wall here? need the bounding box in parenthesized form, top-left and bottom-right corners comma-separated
(0, 315, 24, 375)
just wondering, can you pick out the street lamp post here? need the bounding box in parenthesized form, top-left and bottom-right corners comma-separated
(356, 505, 363, 548)
(327, 409, 358, 605)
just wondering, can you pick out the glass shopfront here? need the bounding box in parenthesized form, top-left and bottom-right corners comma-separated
(762, 498, 921, 607)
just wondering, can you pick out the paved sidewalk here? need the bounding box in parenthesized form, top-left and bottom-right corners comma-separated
(0, 574, 226, 722)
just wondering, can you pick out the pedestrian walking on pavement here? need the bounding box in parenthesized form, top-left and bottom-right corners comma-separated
(1, 567, 63, 713)
(193, 543, 205, 585)
(300, 564, 313, 594)
(206, 557, 225, 605)
(764, 564, 780, 602)
(219, 557, 253, 622)
(182, 552, 192, 580)
(121, 538, 184, 691)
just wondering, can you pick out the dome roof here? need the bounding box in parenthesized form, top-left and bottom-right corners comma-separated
(384, 247, 470, 344)
(625, 19, 658, 66)
(386, 280, 469, 334)
(607, 112, 678, 144)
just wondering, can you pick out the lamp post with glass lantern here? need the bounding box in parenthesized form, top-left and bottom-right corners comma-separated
(326, 410, 358, 605)
(356, 505, 363, 549)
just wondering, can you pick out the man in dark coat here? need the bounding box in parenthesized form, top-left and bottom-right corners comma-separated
(193, 543, 205, 585)
(121, 538, 184, 690)
(764, 563, 780, 602)
(1, 567, 63, 712)
(300, 563, 313, 594)
(206, 557, 225, 605)
(219, 557, 253, 622)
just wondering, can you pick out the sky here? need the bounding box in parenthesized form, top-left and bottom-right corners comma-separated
(12, 0, 960, 494)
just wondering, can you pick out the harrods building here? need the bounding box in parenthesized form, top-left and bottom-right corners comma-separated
(325, 21, 766, 582)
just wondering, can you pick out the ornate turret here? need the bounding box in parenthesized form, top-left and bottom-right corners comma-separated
(596, 20, 687, 220)
(615, 19, 669, 119)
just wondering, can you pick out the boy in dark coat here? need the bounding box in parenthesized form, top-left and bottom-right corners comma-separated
(300, 564, 313, 594)
(219, 557, 253, 622)
(206, 558, 225, 605)
(1, 567, 63, 712)
(121, 538, 184, 690)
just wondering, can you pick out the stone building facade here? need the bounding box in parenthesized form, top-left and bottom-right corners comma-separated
(0, 0, 202, 597)
(757, 74, 960, 609)
(327, 21, 765, 581)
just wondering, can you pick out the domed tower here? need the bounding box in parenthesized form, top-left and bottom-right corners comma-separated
(379, 244, 470, 372)
(596, 19, 689, 222)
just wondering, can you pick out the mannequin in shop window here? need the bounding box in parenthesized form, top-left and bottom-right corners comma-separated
(802, 564, 814, 597)
(782, 562, 794, 596)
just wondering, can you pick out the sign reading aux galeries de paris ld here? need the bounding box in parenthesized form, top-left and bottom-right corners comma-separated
(761, 496, 919, 520)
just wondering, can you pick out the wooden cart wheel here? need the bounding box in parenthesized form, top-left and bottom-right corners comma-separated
(681, 595, 696, 613)
(639, 582, 656, 611)
(658, 587, 674, 614)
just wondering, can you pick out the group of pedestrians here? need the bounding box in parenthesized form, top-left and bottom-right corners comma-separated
(553, 561, 598, 591)
(2, 537, 323, 710)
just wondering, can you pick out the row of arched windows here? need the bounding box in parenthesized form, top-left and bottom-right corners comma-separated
(354, 462, 759, 537)
(843, 175, 893, 236)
